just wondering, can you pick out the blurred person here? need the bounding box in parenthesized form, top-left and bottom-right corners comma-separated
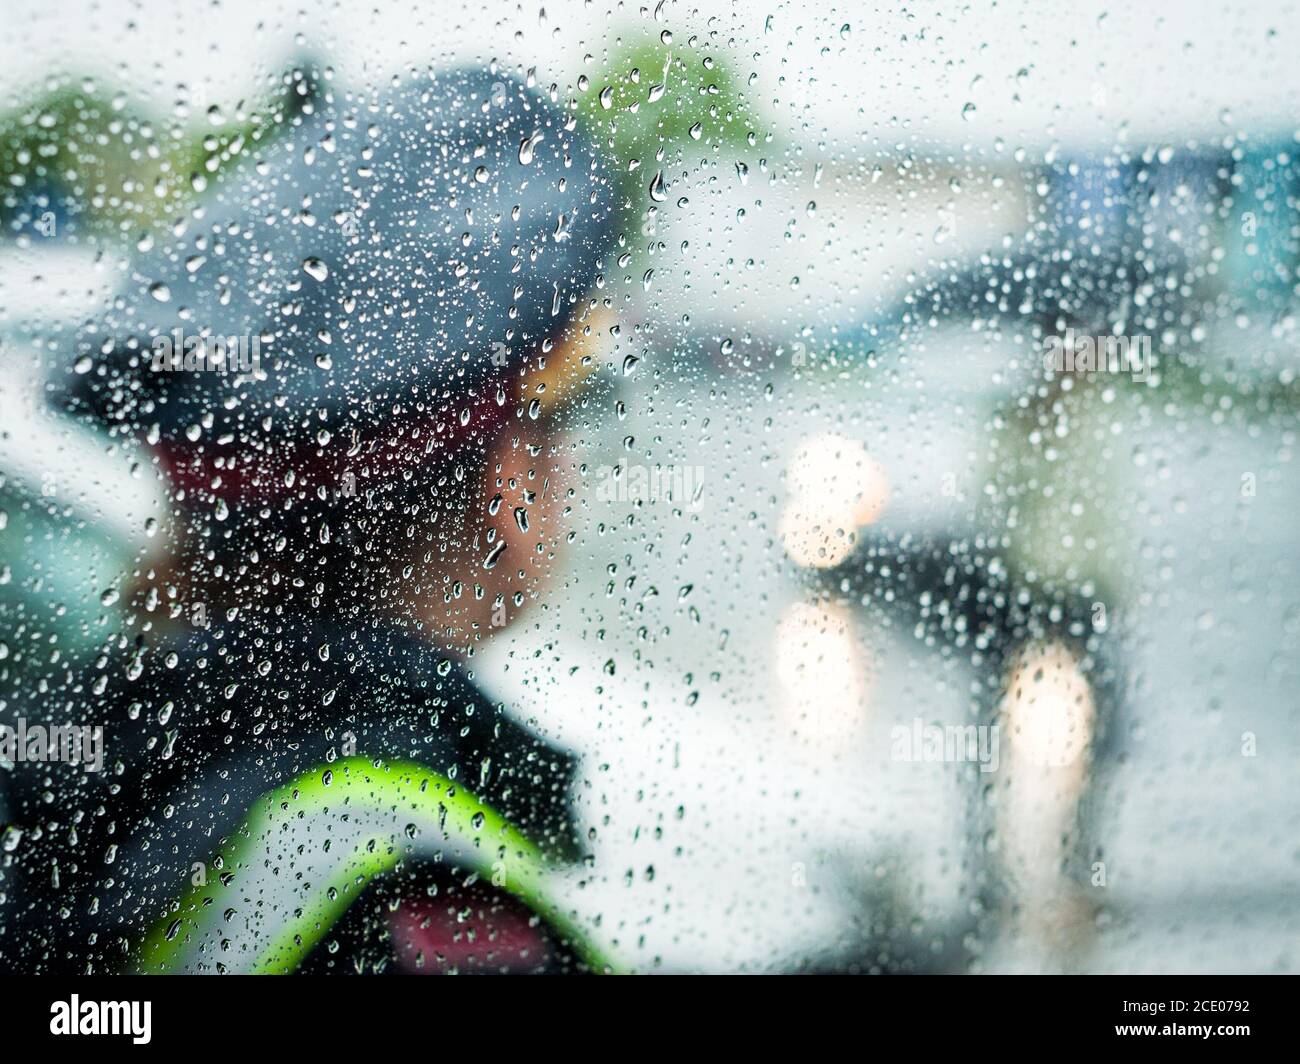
(1, 65, 618, 974)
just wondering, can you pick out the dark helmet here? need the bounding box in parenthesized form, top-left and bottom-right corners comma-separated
(70, 68, 612, 512)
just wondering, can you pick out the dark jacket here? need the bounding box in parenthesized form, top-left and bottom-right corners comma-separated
(0, 614, 578, 973)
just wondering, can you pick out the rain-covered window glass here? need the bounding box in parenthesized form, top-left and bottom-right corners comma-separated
(0, 2, 1296, 979)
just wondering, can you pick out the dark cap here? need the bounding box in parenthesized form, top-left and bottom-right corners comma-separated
(71, 68, 612, 508)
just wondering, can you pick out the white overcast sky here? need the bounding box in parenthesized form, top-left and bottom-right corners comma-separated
(2, 0, 1298, 152)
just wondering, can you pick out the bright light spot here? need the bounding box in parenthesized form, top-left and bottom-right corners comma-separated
(779, 434, 889, 568)
(1001, 641, 1096, 768)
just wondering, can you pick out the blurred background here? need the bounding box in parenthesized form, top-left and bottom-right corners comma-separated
(1, 0, 1298, 973)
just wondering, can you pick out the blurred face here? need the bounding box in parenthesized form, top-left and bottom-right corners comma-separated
(398, 422, 571, 647)
(402, 305, 615, 645)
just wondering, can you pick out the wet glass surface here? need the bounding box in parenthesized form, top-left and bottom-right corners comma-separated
(0, 2, 1297, 975)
